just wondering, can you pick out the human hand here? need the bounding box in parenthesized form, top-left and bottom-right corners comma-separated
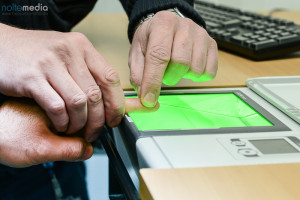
(0, 24, 124, 142)
(0, 96, 157, 168)
(129, 11, 218, 107)
(0, 98, 93, 168)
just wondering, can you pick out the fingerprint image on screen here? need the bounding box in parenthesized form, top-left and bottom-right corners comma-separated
(127, 93, 273, 131)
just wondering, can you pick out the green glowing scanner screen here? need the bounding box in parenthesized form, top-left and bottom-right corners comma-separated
(127, 93, 273, 131)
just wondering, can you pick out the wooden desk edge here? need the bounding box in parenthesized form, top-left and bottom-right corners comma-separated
(139, 163, 300, 200)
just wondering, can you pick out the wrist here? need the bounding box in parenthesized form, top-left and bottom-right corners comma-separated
(134, 7, 185, 33)
(140, 7, 185, 23)
(0, 23, 16, 34)
(0, 23, 23, 43)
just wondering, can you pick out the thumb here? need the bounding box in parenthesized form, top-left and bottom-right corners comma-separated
(125, 98, 160, 113)
(37, 130, 94, 163)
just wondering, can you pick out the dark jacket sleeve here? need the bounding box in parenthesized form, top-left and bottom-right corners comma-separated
(0, 0, 97, 31)
(0, 94, 6, 106)
(119, 0, 206, 42)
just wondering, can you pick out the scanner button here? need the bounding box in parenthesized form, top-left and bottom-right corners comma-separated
(238, 149, 258, 157)
(231, 141, 246, 146)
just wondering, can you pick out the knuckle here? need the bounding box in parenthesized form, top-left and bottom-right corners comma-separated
(143, 75, 162, 89)
(69, 32, 89, 45)
(29, 140, 49, 163)
(106, 102, 125, 120)
(209, 38, 218, 49)
(21, 71, 36, 83)
(51, 39, 72, 66)
(22, 74, 45, 96)
(98, 118, 105, 129)
(63, 141, 85, 160)
(53, 38, 71, 55)
(89, 120, 105, 135)
(191, 62, 205, 75)
(94, 118, 105, 130)
(172, 56, 191, 66)
(191, 69, 204, 78)
(34, 52, 55, 69)
(148, 45, 170, 65)
(196, 27, 209, 38)
(85, 85, 102, 104)
(103, 67, 120, 85)
(182, 17, 194, 26)
(69, 93, 87, 109)
(48, 101, 66, 116)
(111, 103, 124, 114)
(129, 72, 141, 87)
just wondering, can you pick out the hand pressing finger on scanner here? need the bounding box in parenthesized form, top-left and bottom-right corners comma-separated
(129, 10, 218, 108)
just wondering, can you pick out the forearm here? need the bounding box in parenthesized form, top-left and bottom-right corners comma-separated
(119, 0, 206, 42)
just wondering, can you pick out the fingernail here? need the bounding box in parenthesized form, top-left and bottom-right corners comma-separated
(81, 144, 93, 161)
(110, 116, 122, 127)
(142, 92, 157, 108)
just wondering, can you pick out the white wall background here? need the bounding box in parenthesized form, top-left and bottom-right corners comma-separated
(92, 0, 124, 13)
(92, 0, 300, 13)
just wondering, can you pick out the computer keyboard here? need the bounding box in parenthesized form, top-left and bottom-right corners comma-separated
(194, 0, 300, 60)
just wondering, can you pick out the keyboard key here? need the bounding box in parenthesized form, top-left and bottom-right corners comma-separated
(263, 32, 272, 37)
(231, 35, 248, 44)
(243, 32, 254, 37)
(227, 28, 239, 34)
(255, 25, 265, 30)
(268, 34, 279, 39)
(222, 19, 241, 27)
(215, 30, 225, 37)
(266, 23, 276, 28)
(281, 20, 294, 26)
(277, 34, 300, 44)
(253, 39, 277, 50)
(292, 29, 300, 35)
(270, 18, 282, 24)
(257, 37, 268, 41)
(221, 32, 233, 39)
(255, 30, 264, 35)
(206, 21, 221, 28)
(209, 28, 219, 34)
(245, 40, 256, 47)
(273, 30, 282, 34)
(280, 32, 291, 36)
(250, 35, 260, 39)
(266, 28, 275, 32)
(278, 25, 287, 30)
(239, 16, 253, 21)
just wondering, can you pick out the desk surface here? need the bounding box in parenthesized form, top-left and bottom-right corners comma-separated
(73, 11, 300, 90)
(140, 163, 300, 200)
